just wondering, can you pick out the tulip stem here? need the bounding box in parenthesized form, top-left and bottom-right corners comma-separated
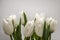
(10, 35, 13, 40)
(24, 37, 30, 40)
(49, 34, 51, 40)
(31, 30, 36, 40)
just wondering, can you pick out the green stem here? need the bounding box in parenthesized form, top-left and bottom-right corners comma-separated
(31, 32, 35, 40)
(24, 37, 30, 40)
(49, 34, 51, 40)
(40, 38, 42, 40)
(43, 21, 47, 40)
(38, 37, 42, 40)
(10, 35, 13, 40)
(31, 35, 34, 40)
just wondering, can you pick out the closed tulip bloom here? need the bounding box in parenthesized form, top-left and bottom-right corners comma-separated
(3, 18, 14, 35)
(20, 11, 27, 25)
(23, 21, 34, 37)
(47, 17, 57, 32)
(34, 13, 44, 37)
(3, 15, 17, 35)
(7, 15, 17, 28)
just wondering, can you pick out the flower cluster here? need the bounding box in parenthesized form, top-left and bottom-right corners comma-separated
(3, 11, 57, 40)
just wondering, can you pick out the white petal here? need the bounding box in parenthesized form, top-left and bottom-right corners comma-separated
(12, 15, 17, 27)
(46, 17, 57, 32)
(35, 19, 44, 37)
(23, 21, 34, 37)
(3, 19, 14, 35)
(20, 11, 25, 24)
(7, 15, 17, 28)
(34, 13, 44, 37)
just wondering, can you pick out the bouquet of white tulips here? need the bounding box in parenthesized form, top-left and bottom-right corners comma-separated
(2, 11, 57, 40)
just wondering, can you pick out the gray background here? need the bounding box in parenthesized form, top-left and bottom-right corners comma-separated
(0, 0, 60, 40)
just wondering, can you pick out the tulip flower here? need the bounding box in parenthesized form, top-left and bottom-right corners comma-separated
(7, 15, 17, 28)
(2, 11, 57, 40)
(34, 13, 44, 37)
(23, 20, 34, 37)
(3, 18, 14, 35)
(20, 11, 27, 26)
(46, 17, 57, 33)
(3, 15, 17, 35)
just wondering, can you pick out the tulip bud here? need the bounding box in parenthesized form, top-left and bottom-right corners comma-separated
(46, 17, 57, 33)
(23, 20, 34, 37)
(34, 13, 44, 37)
(3, 15, 17, 35)
(7, 15, 17, 28)
(20, 11, 27, 26)
(3, 18, 14, 35)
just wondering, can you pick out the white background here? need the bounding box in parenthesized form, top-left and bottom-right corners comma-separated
(0, 0, 60, 40)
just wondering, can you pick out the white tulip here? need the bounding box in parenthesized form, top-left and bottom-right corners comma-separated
(46, 17, 57, 32)
(23, 21, 34, 37)
(3, 18, 14, 35)
(20, 11, 27, 25)
(7, 15, 17, 28)
(3, 15, 17, 35)
(34, 13, 44, 37)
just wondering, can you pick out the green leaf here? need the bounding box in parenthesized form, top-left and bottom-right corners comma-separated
(34, 33, 40, 40)
(16, 18, 22, 40)
(48, 25, 51, 40)
(43, 21, 48, 40)
(13, 31, 17, 40)
(31, 32, 35, 40)
(12, 20, 17, 40)
(43, 21, 51, 40)
(46, 24, 50, 40)
(23, 12, 30, 40)
(23, 12, 27, 26)
(31, 32, 42, 40)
